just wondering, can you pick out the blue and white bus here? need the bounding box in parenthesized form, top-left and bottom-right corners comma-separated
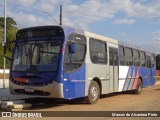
(7, 26, 156, 104)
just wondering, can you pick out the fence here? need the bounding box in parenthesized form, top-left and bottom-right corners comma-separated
(0, 69, 9, 88)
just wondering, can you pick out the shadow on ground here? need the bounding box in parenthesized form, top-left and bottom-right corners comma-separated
(23, 91, 132, 110)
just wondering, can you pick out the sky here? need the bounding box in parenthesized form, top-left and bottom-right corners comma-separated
(0, 0, 160, 53)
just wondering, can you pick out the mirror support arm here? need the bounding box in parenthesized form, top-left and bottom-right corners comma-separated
(4, 55, 12, 61)
(3, 40, 16, 61)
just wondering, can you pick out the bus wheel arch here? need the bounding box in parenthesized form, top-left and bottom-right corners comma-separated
(139, 76, 143, 87)
(85, 78, 101, 104)
(133, 77, 143, 94)
(92, 78, 102, 95)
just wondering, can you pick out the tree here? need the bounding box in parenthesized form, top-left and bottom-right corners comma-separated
(0, 17, 18, 68)
(0, 17, 18, 49)
(0, 17, 17, 30)
(156, 54, 160, 70)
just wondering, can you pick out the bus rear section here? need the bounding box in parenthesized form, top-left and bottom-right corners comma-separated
(118, 45, 156, 94)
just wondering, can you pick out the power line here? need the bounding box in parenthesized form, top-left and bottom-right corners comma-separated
(42, 11, 59, 25)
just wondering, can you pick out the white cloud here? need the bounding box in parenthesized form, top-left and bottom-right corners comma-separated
(7, 11, 52, 28)
(38, 0, 62, 13)
(0, 0, 159, 53)
(110, 0, 160, 19)
(9, 0, 37, 8)
(61, 0, 117, 29)
(113, 19, 135, 25)
(119, 33, 127, 36)
(152, 31, 160, 40)
(0, 0, 160, 29)
(152, 31, 160, 36)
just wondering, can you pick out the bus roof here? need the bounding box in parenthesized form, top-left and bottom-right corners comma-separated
(17, 25, 155, 54)
(18, 25, 117, 44)
(84, 31, 118, 44)
(62, 26, 118, 44)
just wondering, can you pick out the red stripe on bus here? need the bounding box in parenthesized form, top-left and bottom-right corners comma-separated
(13, 77, 29, 83)
(62, 46, 65, 55)
(132, 69, 139, 89)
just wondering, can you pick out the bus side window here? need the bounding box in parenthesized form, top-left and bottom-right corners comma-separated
(140, 51, 146, 67)
(109, 48, 113, 65)
(125, 47, 133, 66)
(133, 49, 140, 66)
(109, 47, 118, 66)
(146, 55, 151, 68)
(89, 38, 107, 64)
(64, 34, 86, 72)
(151, 54, 155, 68)
(119, 46, 125, 65)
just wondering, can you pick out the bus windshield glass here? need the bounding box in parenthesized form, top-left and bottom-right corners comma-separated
(12, 40, 62, 72)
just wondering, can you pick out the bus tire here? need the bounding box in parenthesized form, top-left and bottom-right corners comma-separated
(85, 81, 100, 104)
(133, 79, 142, 94)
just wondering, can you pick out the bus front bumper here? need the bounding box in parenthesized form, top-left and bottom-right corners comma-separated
(9, 81, 64, 98)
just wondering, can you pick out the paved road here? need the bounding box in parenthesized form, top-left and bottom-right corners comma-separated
(0, 79, 35, 100)
(0, 79, 9, 88)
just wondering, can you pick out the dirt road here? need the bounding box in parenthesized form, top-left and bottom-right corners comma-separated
(26, 84, 160, 111)
(1, 84, 160, 120)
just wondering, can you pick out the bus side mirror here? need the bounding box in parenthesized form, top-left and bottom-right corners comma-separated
(4, 45, 12, 61)
(69, 43, 76, 54)
(3, 41, 15, 61)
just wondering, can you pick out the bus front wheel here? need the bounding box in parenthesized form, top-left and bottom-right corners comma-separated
(85, 81, 100, 104)
(133, 79, 142, 94)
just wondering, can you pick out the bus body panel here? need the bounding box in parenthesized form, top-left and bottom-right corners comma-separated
(108, 42, 119, 93)
(84, 37, 110, 96)
(118, 66, 139, 92)
(119, 66, 156, 92)
(85, 37, 119, 96)
(63, 64, 86, 99)
(62, 28, 86, 99)
(152, 68, 156, 85)
(9, 25, 156, 100)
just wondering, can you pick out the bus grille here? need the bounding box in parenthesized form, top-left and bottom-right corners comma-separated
(14, 89, 50, 96)
(11, 79, 52, 86)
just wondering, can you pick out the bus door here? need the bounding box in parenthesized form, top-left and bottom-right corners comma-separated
(109, 47, 119, 92)
(146, 55, 152, 85)
(151, 54, 156, 85)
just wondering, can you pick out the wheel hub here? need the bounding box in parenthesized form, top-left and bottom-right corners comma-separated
(90, 85, 98, 100)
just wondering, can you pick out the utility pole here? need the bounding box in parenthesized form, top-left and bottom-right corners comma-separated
(3, 0, 6, 88)
(43, 5, 62, 25)
(60, 5, 62, 25)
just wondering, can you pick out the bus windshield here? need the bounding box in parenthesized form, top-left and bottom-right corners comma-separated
(12, 40, 62, 72)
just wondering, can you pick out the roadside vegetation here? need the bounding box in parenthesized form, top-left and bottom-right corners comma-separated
(156, 54, 160, 70)
(0, 17, 18, 69)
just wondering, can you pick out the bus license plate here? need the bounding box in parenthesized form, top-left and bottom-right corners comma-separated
(25, 88, 34, 92)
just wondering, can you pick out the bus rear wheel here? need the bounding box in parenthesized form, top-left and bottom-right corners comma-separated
(133, 79, 142, 94)
(85, 81, 100, 104)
